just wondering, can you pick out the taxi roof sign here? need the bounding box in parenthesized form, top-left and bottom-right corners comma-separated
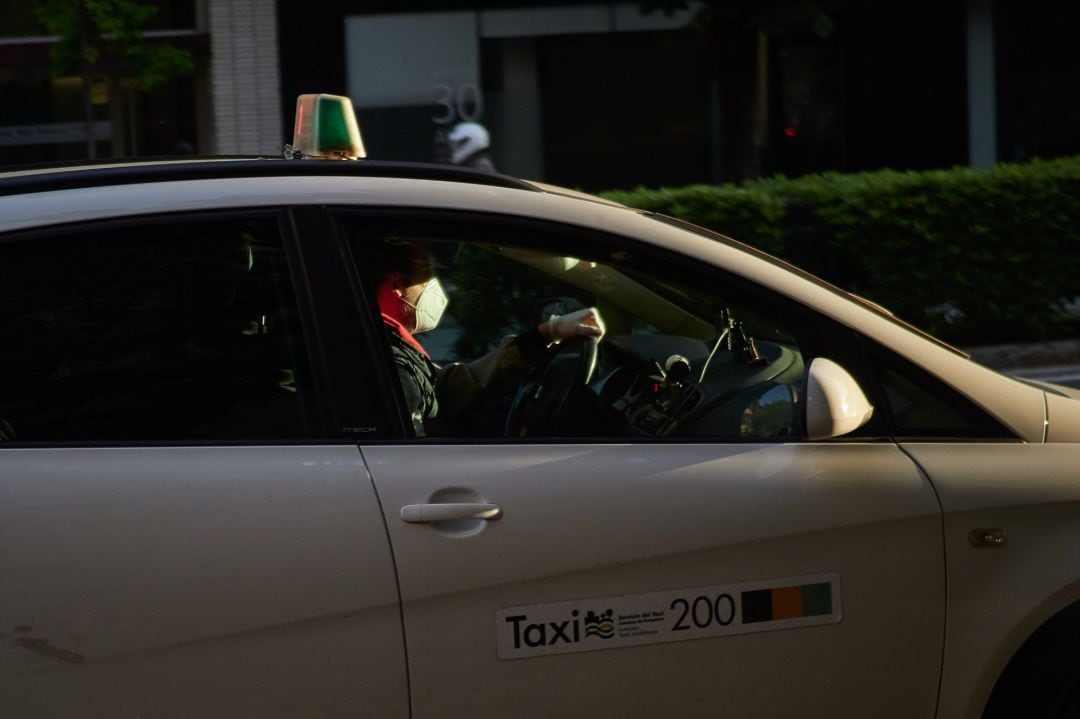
(289, 93, 366, 160)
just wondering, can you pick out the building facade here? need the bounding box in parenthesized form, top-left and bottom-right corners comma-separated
(0, 0, 283, 165)
(0, 1, 1075, 192)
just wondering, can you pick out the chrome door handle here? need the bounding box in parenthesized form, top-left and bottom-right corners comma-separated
(400, 502, 502, 524)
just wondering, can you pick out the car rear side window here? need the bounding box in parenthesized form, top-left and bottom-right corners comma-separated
(0, 215, 320, 442)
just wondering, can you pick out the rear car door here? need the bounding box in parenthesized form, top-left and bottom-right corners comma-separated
(0, 209, 407, 718)
(341, 211, 947, 719)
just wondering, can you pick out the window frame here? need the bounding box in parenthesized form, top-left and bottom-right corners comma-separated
(289, 205, 403, 441)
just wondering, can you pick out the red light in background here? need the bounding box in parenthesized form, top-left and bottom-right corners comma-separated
(784, 127, 797, 138)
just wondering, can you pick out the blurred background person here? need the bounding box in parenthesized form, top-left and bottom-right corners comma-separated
(448, 121, 496, 172)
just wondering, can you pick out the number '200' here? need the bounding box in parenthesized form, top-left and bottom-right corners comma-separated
(671, 594, 736, 631)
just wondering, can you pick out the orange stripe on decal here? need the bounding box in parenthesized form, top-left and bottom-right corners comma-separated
(771, 586, 804, 620)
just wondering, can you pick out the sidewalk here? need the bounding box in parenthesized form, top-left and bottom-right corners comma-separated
(964, 338, 1080, 388)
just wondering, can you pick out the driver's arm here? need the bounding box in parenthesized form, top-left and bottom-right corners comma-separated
(432, 307, 605, 421)
(432, 327, 547, 421)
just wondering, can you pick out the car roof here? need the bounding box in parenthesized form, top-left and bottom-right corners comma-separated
(0, 156, 541, 197)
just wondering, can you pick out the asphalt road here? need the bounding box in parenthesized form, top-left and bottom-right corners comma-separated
(1009, 364, 1080, 389)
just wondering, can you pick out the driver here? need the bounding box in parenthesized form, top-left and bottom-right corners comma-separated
(370, 239, 604, 436)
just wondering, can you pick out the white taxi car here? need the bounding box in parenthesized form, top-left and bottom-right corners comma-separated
(2, 95, 1079, 719)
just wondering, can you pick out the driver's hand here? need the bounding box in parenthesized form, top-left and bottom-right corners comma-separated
(543, 307, 605, 342)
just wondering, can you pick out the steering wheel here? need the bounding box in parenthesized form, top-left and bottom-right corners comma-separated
(505, 336, 598, 437)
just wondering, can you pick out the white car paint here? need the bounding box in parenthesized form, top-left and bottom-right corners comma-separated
(804, 356, 875, 439)
(363, 442, 944, 718)
(902, 443, 1080, 719)
(0, 445, 407, 718)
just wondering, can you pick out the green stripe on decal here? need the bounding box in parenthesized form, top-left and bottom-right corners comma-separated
(801, 582, 832, 617)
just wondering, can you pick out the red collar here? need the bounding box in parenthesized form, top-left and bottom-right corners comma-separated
(382, 313, 430, 358)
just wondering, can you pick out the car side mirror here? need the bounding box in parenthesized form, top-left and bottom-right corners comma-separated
(805, 357, 874, 440)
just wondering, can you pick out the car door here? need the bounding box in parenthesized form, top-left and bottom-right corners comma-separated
(0, 209, 407, 718)
(340, 211, 946, 719)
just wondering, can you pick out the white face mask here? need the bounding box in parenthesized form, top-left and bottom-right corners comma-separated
(404, 277, 448, 333)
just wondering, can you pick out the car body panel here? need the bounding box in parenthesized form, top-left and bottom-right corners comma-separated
(362, 442, 945, 719)
(0, 445, 407, 718)
(901, 443, 1080, 719)
(1047, 390, 1080, 442)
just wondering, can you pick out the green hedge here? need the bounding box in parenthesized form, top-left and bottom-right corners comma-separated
(601, 156, 1080, 345)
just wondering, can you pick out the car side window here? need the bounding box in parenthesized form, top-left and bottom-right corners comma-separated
(0, 215, 319, 442)
(866, 343, 1014, 439)
(342, 215, 823, 441)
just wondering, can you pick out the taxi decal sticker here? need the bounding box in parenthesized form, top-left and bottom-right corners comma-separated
(496, 573, 840, 660)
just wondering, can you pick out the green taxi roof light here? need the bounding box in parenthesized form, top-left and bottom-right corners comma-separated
(291, 93, 366, 160)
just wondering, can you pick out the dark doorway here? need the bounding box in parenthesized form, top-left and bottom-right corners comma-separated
(537, 30, 712, 192)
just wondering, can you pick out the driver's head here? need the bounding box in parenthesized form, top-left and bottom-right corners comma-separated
(369, 239, 448, 334)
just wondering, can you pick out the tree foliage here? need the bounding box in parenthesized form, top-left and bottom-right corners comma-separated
(602, 156, 1080, 345)
(37, 0, 193, 90)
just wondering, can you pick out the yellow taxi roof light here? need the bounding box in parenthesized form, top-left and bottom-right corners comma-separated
(291, 93, 366, 160)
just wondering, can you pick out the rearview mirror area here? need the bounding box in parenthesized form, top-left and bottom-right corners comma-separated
(805, 357, 874, 440)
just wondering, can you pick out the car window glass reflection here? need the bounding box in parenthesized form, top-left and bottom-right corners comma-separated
(348, 220, 816, 441)
(0, 217, 318, 441)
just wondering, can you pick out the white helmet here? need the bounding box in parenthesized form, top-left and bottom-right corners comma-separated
(448, 122, 490, 164)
